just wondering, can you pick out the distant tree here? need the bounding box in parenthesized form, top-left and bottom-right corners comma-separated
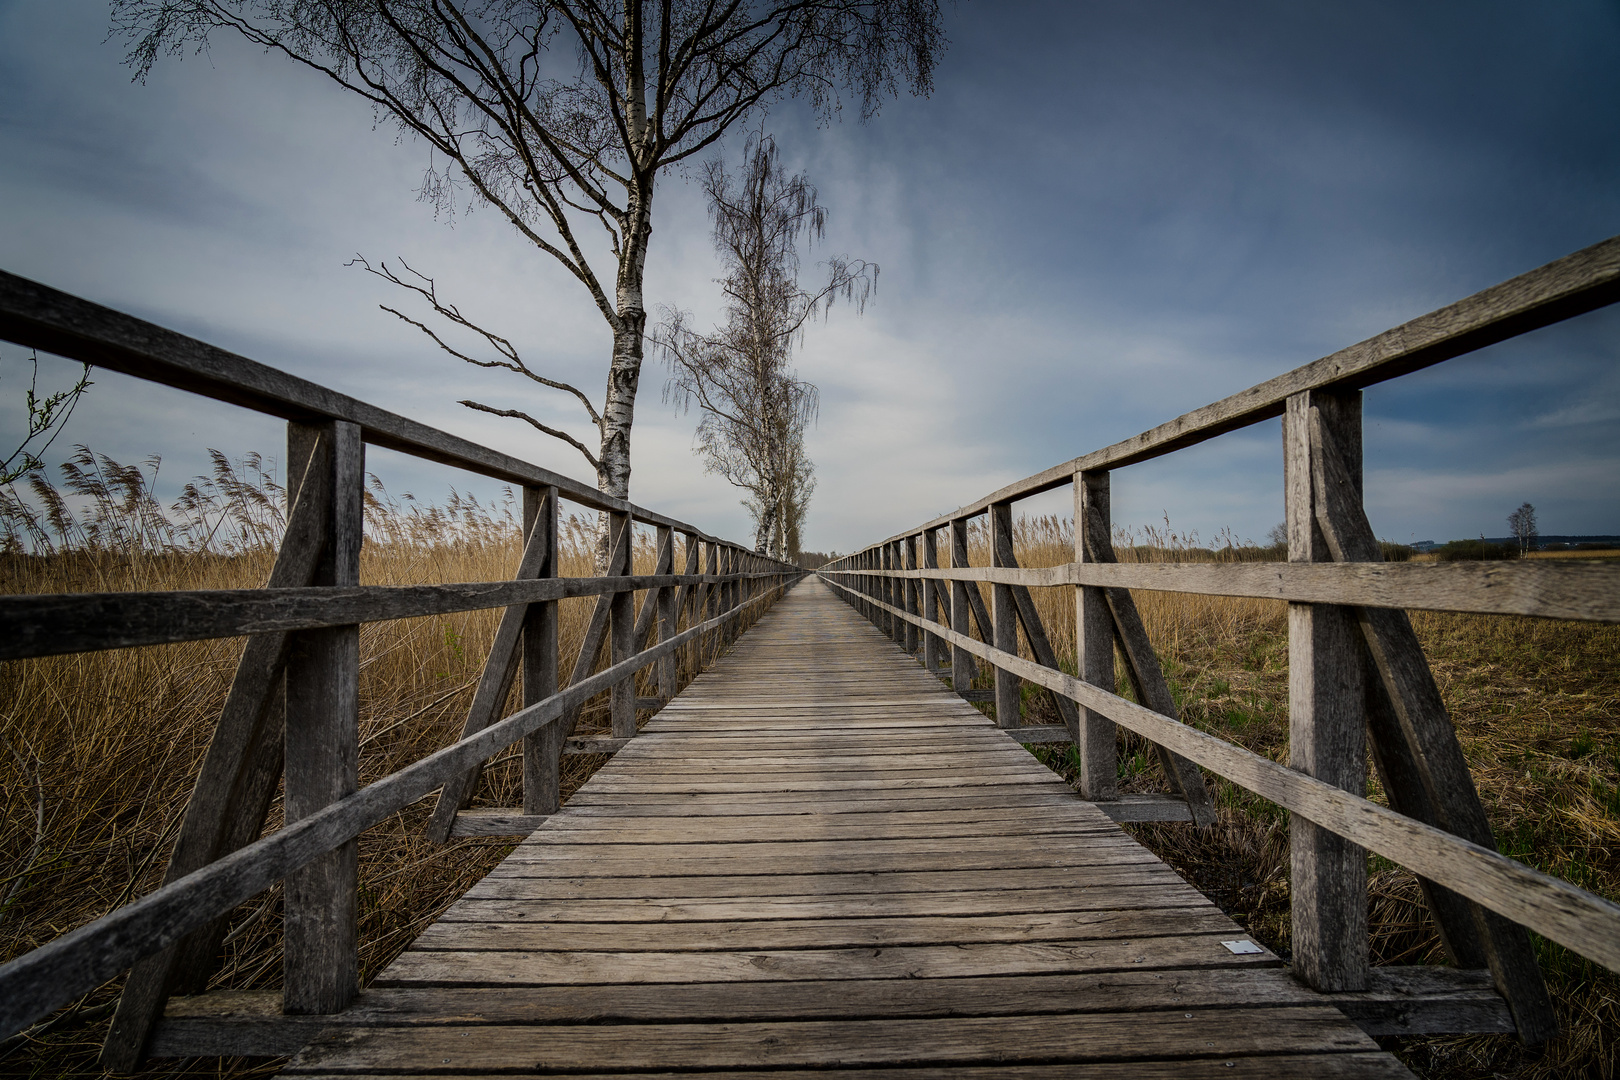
(657, 132, 873, 559)
(1507, 502, 1538, 556)
(115, 0, 943, 560)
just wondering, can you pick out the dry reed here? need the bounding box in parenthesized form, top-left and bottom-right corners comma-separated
(0, 450, 774, 1077)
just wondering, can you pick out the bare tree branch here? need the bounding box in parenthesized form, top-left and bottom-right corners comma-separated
(459, 400, 602, 470)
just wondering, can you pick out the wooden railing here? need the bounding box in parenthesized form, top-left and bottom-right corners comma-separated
(821, 235, 1620, 1046)
(0, 271, 805, 1066)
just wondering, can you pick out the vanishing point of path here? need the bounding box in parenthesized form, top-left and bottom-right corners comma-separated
(285, 576, 1411, 1078)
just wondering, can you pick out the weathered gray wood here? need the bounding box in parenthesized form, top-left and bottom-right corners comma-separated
(817, 558, 1620, 623)
(449, 810, 549, 837)
(611, 512, 637, 739)
(990, 503, 1021, 728)
(1000, 725, 1072, 744)
(1074, 489, 1216, 826)
(563, 736, 632, 755)
(987, 503, 1084, 739)
(843, 233, 1620, 544)
(901, 536, 919, 654)
(921, 528, 943, 671)
(1320, 967, 1513, 1038)
(1308, 408, 1557, 1042)
(522, 487, 563, 817)
(0, 585, 760, 1042)
(426, 495, 560, 842)
(1093, 794, 1194, 823)
(655, 526, 678, 700)
(817, 574, 1620, 974)
(1074, 470, 1119, 801)
(0, 568, 793, 663)
(1286, 390, 1369, 994)
(949, 519, 976, 694)
(283, 421, 364, 1015)
(100, 431, 337, 1071)
(957, 689, 994, 703)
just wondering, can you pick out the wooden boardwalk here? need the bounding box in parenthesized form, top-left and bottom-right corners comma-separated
(286, 577, 1410, 1078)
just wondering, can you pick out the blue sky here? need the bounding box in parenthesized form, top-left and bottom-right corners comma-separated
(2, 1, 1617, 554)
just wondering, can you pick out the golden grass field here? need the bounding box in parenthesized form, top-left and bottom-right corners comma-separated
(1, 462, 1616, 1078)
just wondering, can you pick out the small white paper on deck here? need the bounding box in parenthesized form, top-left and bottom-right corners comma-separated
(1221, 940, 1264, 955)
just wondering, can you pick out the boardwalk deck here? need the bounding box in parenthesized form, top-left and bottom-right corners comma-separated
(285, 577, 1411, 1078)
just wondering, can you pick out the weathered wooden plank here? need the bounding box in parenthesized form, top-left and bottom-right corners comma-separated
(426, 496, 560, 842)
(101, 427, 337, 1070)
(1286, 390, 1368, 994)
(1094, 794, 1195, 823)
(521, 486, 563, 816)
(282, 420, 364, 1015)
(1307, 405, 1556, 1041)
(822, 557, 1620, 623)
(449, 810, 549, 837)
(0, 588, 760, 1040)
(1075, 469, 1119, 800)
(284, 1006, 1377, 1073)
(283, 1059, 1410, 1080)
(377, 934, 1277, 987)
(816, 575, 1620, 973)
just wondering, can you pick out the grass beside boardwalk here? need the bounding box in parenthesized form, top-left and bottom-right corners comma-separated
(988, 516, 1620, 1080)
(0, 455, 771, 1078)
(2, 470, 1616, 1079)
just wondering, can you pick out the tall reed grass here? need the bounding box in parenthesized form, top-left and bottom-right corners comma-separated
(0, 449, 770, 1077)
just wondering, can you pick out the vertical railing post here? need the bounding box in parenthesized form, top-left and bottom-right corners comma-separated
(282, 419, 363, 1015)
(922, 528, 942, 673)
(678, 531, 700, 680)
(609, 510, 636, 740)
(990, 502, 1020, 728)
(902, 535, 919, 655)
(656, 525, 678, 702)
(887, 542, 904, 643)
(522, 486, 562, 815)
(949, 519, 974, 694)
(1075, 471, 1118, 801)
(1286, 388, 1369, 993)
(703, 540, 720, 662)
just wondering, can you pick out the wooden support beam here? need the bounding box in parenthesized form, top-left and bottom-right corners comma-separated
(101, 429, 338, 1071)
(1285, 389, 1368, 994)
(1074, 471, 1118, 802)
(990, 502, 1021, 728)
(949, 519, 976, 694)
(986, 506, 1083, 740)
(1308, 406, 1557, 1043)
(282, 420, 364, 1015)
(609, 511, 635, 739)
(921, 529, 944, 672)
(902, 536, 919, 655)
(1075, 481, 1216, 826)
(521, 487, 563, 818)
(425, 495, 560, 842)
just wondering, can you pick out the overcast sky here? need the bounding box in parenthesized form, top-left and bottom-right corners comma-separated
(2, 1, 1618, 555)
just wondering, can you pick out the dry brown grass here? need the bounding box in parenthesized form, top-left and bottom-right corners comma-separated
(0, 452, 775, 1077)
(946, 514, 1620, 1079)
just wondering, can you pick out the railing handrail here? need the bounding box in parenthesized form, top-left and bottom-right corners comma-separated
(0, 272, 807, 1053)
(819, 233, 1620, 1047)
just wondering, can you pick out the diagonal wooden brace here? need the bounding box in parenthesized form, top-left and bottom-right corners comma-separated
(424, 495, 559, 843)
(986, 516, 1083, 733)
(1308, 407, 1556, 1044)
(1079, 492, 1218, 827)
(102, 429, 338, 1072)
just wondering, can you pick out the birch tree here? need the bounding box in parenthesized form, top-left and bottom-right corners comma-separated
(657, 132, 869, 557)
(114, 1, 942, 526)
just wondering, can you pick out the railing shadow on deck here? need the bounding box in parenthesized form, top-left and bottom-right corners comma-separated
(0, 270, 805, 1068)
(820, 234, 1620, 1047)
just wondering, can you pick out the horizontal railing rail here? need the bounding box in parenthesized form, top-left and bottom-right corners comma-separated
(820, 233, 1620, 1048)
(0, 270, 806, 1065)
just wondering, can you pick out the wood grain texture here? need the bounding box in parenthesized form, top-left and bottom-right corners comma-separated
(817, 574, 1620, 974)
(287, 577, 1407, 1078)
(282, 420, 364, 1015)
